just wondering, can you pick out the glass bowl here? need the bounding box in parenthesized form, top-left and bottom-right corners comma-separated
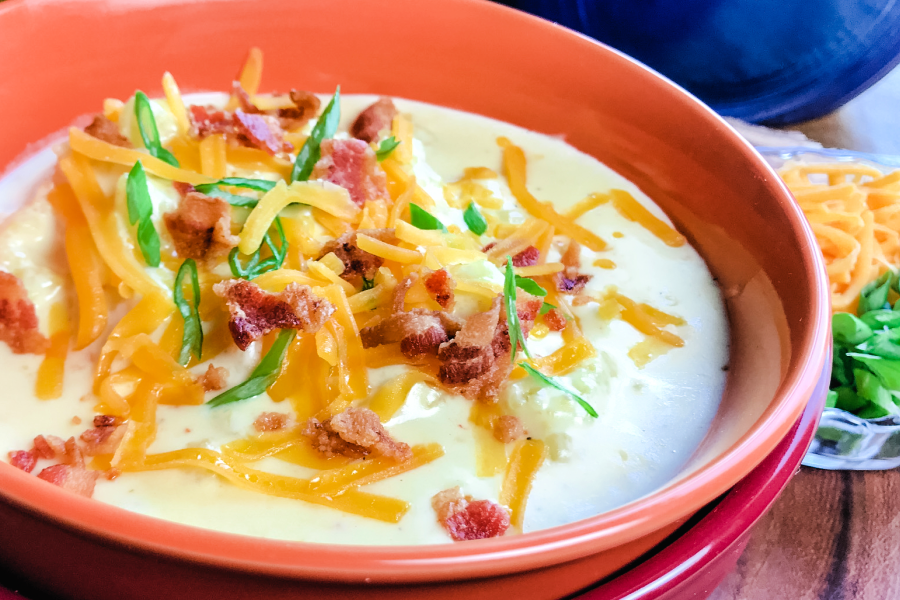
(758, 146, 900, 470)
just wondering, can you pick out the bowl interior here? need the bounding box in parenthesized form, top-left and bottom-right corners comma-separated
(0, 0, 828, 581)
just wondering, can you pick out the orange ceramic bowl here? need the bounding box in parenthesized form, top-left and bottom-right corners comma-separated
(0, 0, 829, 598)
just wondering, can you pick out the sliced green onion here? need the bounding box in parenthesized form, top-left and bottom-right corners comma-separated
(208, 329, 297, 407)
(375, 136, 401, 162)
(228, 217, 287, 280)
(408, 202, 446, 231)
(361, 276, 376, 291)
(173, 259, 203, 366)
(194, 177, 278, 194)
(125, 161, 161, 267)
(291, 87, 341, 183)
(463, 201, 487, 235)
(504, 255, 530, 361)
(520, 363, 598, 417)
(134, 91, 179, 167)
(539, 302, 556, 315)
(514, 275, 547, 297)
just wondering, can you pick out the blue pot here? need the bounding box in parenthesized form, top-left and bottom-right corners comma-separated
(501, 0, 900, 124)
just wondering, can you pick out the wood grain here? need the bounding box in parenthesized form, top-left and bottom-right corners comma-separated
(713, 62, 900, 600)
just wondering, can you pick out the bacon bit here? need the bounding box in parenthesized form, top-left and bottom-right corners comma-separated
(543, 308, 567, 331)
(279, 90, 321, 130)
(233, 109, 293, 155)
(93, 415, 122, 428)
(71, 416, 82, 426)
(36, 464, 99, 498)
(360, 274, 462, 358)
(164, 191, 240, 261)
(189, 104, 292, 155)
(493, 415, 525, 443)
(303, 407, 412, 461)
(318, 229, 394, 286)
(511, 246, 540, 267)
(105, 468, 121, 481)
(197, 364, 229, 391)
(437, 292, 542, 401)
(8, 450, 36, 473)
(432, 487, 510, 541)
(424, 269, 455, 309)
(554, 240, 592, 295)
(214, 280, 336, 351)
(0, 271, 49, 355)
(62, 437, 85, 468)
(350, 97, 398, 143)
(80, 421, 126, 457)
(32, 434, 66, 460)
(173, 181, 195, 197)
(253, 412, 290, 433)
(311, 139, 389, 207)
(84, 114, 131, 147)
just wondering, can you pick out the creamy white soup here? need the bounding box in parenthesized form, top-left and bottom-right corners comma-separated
(0, 65, 728, 545)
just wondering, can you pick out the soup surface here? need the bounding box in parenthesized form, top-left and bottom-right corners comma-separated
(0, 79, 728, 544)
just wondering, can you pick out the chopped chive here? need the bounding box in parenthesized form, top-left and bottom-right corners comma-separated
(514, 275, 547, 297)
(291, 87, 341, 183)
(125, 161, 161, 267)
(463, 201, 487, 235)
(520, 363, 598, 417)
(408, 202, 446, 231)
(228, 217, 287, 280)
(134, 91, 179, 167)
(173, 259, 203, 366)
(504, 255, 531, 361)
(375, 136, 401, 161)
(208, 329, 296, 407)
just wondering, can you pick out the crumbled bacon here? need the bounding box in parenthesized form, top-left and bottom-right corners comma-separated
(303, 407, 411, 461)
(279, 89, 321, 130)
(511, 246, 540, 267)
(164, 191, 239, 260)
(84, 114, 130, 147)
(318, 229, 395, 286)
(493, 415, 525, 443)
(197, 364, 229, 391)
(8, 450, 36, 473)
(0, 272, 49, 355)
(62, 437, 85, 468)
(233, 109, 292, 155)
(36, 464, 99, 498)
(189, 104, 292, 155)
(173, 181, 195, 197)
(253, 412, 290, 433)
(437, 292, 542, 401)
(32, 434, 66, 460)
(232, 81, 320, 131)
(431, 487, 510, 541)
(80, 420, 126, 457)
(350, 97, 398, 143)
(214, 280, 335, 351)
(311, 139, 389, 207)
(360, 274, 462, 358)
(554, 240, 592, 295)
(543, 308, 567, 331)
(424, 269, 455, 309)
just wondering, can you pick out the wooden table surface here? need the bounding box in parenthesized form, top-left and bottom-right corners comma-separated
(710, 65, 900, 600)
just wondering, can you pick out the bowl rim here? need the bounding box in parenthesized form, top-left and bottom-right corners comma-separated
(0, 0, 830, 584)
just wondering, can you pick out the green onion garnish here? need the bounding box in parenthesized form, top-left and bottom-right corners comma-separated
(195, 177, 280, 208)
(408, 202, 446, 231)
(361, 276, 376, 291)
(463, 201, 487, 235)
(520, 363, 598, 417)
(173, 259, 203, 366)
(125, 161, 161, 267)
(375, 136, 401, 162)
(291, 86, 341, 183)
(539, 302, 556, 315)
(228, 217, 287, 280)
(208, 329, 296, 407)
(134, 91, 179, 167)
(514, 275, 547, 297)
(504, 255, 530, 361)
